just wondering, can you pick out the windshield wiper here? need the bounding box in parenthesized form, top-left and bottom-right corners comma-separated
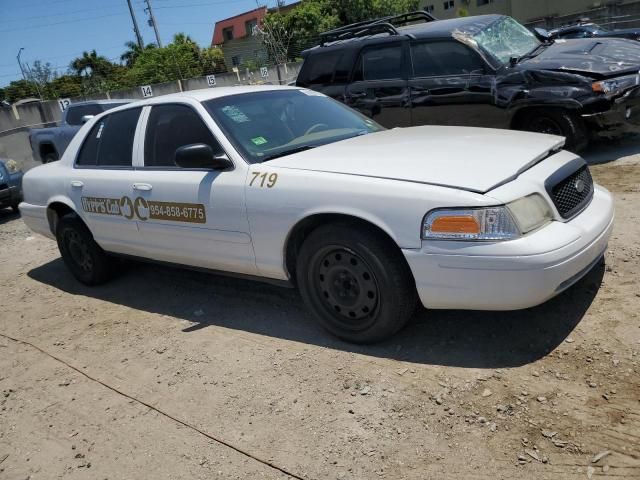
(261, 145, 317, 162)
(515, 43, 549, 64)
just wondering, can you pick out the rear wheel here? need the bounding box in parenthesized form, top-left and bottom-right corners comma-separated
(519, 108, 588, 152)
(56, 214, 114, 285)
(296, 223, 417, 343)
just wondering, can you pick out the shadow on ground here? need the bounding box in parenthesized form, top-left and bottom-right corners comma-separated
(583, 134, 640, 165)
(0, 209, 20, 225)
(28, 256, 605, 369)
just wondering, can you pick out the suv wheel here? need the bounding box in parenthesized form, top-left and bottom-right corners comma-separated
(520, 109, 588, 152)
(56, 214, 114, 285)
(296, 223, 417, 343)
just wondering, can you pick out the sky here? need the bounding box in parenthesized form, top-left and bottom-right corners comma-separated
(0, 0, 278, 87)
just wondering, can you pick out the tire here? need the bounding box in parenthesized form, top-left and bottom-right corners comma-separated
(56, 213, 114, 286)
(43, 152, 58, 164)
(296, 222, 417, 343)
(519, 108, 589, 152)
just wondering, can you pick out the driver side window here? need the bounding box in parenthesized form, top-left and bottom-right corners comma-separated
(144, 104, 223, 168)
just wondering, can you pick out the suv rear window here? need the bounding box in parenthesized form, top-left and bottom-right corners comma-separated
(298, 51, 343, 87)
(76, 108, 142, 167)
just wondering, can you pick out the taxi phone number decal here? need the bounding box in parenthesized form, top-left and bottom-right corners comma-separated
(81, 196, 206, 224)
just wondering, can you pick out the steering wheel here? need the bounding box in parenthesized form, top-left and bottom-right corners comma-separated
(305, 123, 330, 136)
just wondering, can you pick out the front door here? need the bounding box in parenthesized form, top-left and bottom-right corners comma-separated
(408, 40, 507, 128)
(68, 107, 144, 255)
(133, 103, 256, 275)
(345, 41, 411, 128)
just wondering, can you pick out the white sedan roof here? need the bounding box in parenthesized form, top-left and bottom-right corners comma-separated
(129, 85, 301, 107)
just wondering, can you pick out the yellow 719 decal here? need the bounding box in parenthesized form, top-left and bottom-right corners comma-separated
(249, 171, 278, 188)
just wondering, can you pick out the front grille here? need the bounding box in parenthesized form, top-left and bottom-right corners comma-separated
(549, 165, 594, 219)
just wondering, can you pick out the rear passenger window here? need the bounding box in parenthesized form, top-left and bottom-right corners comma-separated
(356, 45, 404, 81)
(299, 51, 343, 87)
(411, 42, 485, 77)
(144, 104, 223, 168)
(76, 108, 141, 167)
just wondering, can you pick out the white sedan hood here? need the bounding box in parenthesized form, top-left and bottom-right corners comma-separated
(269, 126, 564, 193)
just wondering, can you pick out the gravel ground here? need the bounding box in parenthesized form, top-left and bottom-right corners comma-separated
(0, 140, 639, 480)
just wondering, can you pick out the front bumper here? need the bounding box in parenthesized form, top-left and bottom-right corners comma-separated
(403, 185, 614, 311)
(0, 184, 22, 208)
(582, 87, 640, 138)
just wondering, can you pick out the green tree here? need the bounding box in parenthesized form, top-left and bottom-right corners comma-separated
(127, 33, 224, 83)
(200, 47, 227, 74)
(120, 41, 157, 67)
(2, 80, 40, 103)
(262, 0, 421, 62)
(70, 50, 115, 77)
(46, 75, 83, 99)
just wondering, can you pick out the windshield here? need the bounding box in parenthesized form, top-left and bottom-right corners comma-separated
(204, 90, 383, 163)
(472, 16, 541, 64)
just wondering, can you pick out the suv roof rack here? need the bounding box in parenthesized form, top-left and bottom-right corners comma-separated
(319, 10, 437, 46)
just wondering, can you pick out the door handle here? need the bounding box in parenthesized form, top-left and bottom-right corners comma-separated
(133, 183, 153, 192)
(70, 180, 84, 188)
(350, 92, 367, 98)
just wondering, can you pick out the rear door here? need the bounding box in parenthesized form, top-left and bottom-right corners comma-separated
(133, 102, 256, 275)
(69, 107, 144, 254)
(345, 40, 411, 128)
(408, 40, 507, 128)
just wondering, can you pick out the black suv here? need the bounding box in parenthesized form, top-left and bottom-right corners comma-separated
(296, 12, 640, 151)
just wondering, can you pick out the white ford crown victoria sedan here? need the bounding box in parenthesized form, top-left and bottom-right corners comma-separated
(20, 86, 614, 343)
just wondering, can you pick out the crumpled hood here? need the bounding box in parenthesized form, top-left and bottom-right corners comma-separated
(520, 38, 640, 77)
(269, 127, 564, 193)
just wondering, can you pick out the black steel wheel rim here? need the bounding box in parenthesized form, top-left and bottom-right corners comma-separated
(529, 116, 563, 136)
(65, 230, 93, 273)
(314, 247, 379, 331)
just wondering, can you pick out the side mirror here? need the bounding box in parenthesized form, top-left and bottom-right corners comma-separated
(533, 27, 551, 42)
(174, 143, 232, 170)
(81, 115, 95, 124)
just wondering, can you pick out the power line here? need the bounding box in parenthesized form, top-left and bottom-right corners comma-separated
(0, 12, 129, 34)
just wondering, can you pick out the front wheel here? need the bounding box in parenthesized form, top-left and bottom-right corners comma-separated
(519, 109, 589, 152)
(296, 223, 417, 343)
(56, 214, 114, 286)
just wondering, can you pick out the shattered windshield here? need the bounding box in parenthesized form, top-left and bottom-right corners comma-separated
(472, 17, 541, 64)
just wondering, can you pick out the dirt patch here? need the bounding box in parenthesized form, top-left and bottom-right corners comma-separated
(0, 156, 639, 479)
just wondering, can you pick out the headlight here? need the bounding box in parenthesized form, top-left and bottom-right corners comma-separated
(422, 194, 553, 241)
(422, 207, 520, 241)
(592, 74, 639, 97)
(507, 193, 553, 234)
(4, 159, 20, 174)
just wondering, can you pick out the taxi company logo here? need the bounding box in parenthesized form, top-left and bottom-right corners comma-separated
(574, 178, 586, 194)
(81, 196, 206, 224)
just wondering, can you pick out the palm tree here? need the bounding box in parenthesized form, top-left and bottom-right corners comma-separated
(120, 41, 156, 67)
(70, 50, 113, 77)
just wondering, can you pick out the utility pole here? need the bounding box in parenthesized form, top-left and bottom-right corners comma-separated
(144, 0, 163, 48)
(16, 48, 27, 81)
(126, 0, 145, 49)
